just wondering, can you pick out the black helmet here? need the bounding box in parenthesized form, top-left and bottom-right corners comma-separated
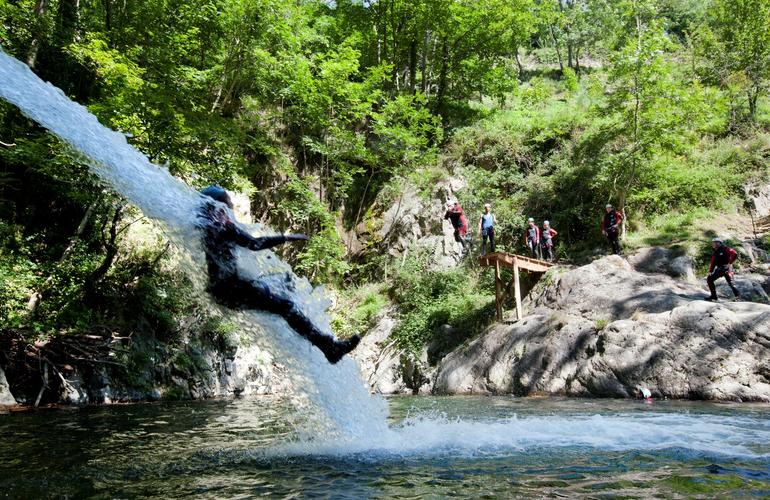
(201, 185, 234, 209)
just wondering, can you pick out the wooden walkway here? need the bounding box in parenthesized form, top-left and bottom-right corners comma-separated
(478, 252, 554, 321)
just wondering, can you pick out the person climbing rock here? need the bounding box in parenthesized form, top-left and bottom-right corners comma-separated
(444, 201, 469, 252)
(197, 185, 360, 363)
(541, 220, 558, 262)
(705, 237, 741, 302)
(479, 203, 497, 255)
(524, 217, 541, 259)
(601, 204, 623, 255)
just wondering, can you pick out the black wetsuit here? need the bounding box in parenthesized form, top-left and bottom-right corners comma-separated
(602, 211, 622, 255)
(197, 201, 356, 363)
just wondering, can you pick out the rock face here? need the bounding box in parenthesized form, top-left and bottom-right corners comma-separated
(627, 247, 695, 282)
(379, 178, 469, 269)
(434, 256, 770, 401)
(75, 340, 289, 404)
(352, 309, 434, 395)
(0, 368, 16, 406)
(746, 182, 770, 218)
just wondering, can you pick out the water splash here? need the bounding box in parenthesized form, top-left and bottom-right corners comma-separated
(0, 49, 388, 438)
(267, 411, 770, 459)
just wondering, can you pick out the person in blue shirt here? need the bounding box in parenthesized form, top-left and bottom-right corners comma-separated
(197, 185, 359, 364)
(478, 203, 497, 255)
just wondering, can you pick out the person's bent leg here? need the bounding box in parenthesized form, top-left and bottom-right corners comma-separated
(706, 274, 718, 300)
(724, 272, 741, 299)
(224, 278, 359, 363)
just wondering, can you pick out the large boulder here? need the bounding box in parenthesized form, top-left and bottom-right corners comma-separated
(0, 368, 17, 406)
(746, 182, 770, 218)
(434, 255, 770, 401)
(351, 309, 434, 395)
(628, 247, 695, 282)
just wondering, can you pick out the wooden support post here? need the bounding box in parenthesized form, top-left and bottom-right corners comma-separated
(513, 259, 522, 321)
(494, 260, 503, 321)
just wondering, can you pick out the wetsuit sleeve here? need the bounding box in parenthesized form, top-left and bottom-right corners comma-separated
(709, 254, 716, 273)
(550, 229, 558, 238)
(231, 224, 307, 251)
(727, 247, 738, 264)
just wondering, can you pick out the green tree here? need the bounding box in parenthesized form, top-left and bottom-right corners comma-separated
(694, 0, 770, 122)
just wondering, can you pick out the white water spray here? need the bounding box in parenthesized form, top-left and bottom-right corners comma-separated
(0, 49, 388, 438)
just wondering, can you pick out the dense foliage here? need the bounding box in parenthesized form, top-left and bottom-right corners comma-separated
(1, 0, 769, 354)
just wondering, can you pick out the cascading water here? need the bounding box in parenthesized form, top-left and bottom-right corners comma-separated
(0, 49, 388, 439)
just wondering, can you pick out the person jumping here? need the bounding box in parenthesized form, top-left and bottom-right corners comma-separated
(705, 237, 741, 302)
(197, 185, 360, 363)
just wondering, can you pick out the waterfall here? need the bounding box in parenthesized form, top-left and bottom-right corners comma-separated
(0, 49, 389, 439)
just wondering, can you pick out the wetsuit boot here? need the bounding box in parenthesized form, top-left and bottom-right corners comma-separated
(312, 334, 361, 364)
(705, 274, 718, 301)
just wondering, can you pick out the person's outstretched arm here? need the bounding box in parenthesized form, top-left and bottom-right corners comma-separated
(233, 225, 308, 251)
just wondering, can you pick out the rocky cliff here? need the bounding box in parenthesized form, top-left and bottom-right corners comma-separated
(433, 255, 770, 401)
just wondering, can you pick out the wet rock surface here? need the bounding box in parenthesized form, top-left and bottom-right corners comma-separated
(352, 308, 434, 395)
(0, 368, 16, 406)
(433, 256, 770, 401)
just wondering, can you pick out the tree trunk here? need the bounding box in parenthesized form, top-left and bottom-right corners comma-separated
(420, 31, 429, 93)
(435, 38, 449, 121)
(514, 49, 524, 80)
(549, 25, 564, 72)
(408, 37, 417, 93)
(27, 200, 98, 314)
(86, 204, 125, 296)
(26, 0, 48, 69)
(574, 47, 581, 76)
(748, 88, 758, 119)
(56, 0, 80, 45)
(103, 0, 112, 32)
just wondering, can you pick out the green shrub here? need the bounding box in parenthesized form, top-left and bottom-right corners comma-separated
(389, 256, 495, 353)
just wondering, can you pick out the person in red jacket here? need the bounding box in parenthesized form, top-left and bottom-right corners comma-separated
(706, 237, 741, 301)
(540, 220, 558, 262)
(524, 217, 541, 258)
(444, 201, 469, 251)
(601, 204, 623, 255)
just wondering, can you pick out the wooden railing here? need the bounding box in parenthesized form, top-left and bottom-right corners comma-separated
(477, 252, 554, 321)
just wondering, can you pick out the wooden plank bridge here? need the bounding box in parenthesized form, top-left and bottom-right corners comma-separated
(478, 252, 554, 321)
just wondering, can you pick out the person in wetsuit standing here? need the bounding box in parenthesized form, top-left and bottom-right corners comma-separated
(197, 185, 359, 363)
(706, 237, 741, 302)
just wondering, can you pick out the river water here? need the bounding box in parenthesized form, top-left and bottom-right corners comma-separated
(2, 396, 768, 498)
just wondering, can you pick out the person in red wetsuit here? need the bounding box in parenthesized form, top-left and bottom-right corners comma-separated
(540, 220, 558, 262)
(706, 237, 741, 301)
(444, 201, 469, 251)
(601, 204, 623, 255)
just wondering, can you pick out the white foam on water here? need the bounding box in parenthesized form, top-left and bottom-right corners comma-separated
(0, 49, 388, 438)
(268, 411, 770, 459)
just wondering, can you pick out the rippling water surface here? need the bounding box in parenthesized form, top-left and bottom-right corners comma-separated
(2, 396, 769, 498)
